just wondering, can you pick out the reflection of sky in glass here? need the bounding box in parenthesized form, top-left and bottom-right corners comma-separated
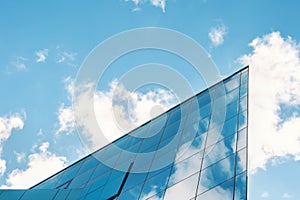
(1, 67, 248, 199)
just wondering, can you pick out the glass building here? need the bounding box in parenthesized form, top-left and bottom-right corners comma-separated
(0, 66, 248, 200)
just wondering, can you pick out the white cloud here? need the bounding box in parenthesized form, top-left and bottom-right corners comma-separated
(238, 32, 300, 172)
(1, 142, 67, 189)
(124, 0, 166, 12)
(261, 191, 270, 198)
(56, 77, 76, 135)
(208, 24, 228, 47)
(63, 76, 74, 100)
(57, 51, 76, 64)
(282, 193, 293, 199)
(14, 151, 26, 163)
(56, 104, 75, 135)
(39, 142, 49, 153)
(35, 49, 48, 63)
(150, 0, 166, 12)
(0, 159, 6, 177)
(73, 80, 177, 151)
(0, 112, 25, 176)
(12, 56, 27, 71)
(0, 112, 25, 143)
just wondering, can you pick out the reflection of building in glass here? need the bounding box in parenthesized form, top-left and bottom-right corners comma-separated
(0, 67, 248, 200)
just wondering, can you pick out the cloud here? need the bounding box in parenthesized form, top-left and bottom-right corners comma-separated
(282, 193, 293, 199)
(150, 0, 166, 12)
(0, 112, 25, 176)
(57, 51, 76, 65)
(261, 191, 270, 198)
(14, 151, 26, 163)
(11, 57, 27, 71)
(123, 0, 166, 12)
(0, 112, 25, 143)
(238, 32, 300, 172)
(208, 24, 228, 47)
(35, 49, 48, 63)
(1, 142, 67, 189)
(56, 104, 75, 135)
(73, 80, 177, 151)
(56, 77, 76, 135)
(0, 159, 6, 177)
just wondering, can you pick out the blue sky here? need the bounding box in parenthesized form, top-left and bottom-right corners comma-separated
(1, 0, 300, 199)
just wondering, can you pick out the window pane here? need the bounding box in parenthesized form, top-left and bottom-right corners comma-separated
(237, 128, 247, 151)
(236, 148, 247, 175)
(69, 167, 94, 188)
(196, 178, 234, 200)
(203, 134, 236, 168)
(238, 110, 247, 131)
(140, 168, 171, 199)
(234, 171, 247, 200)
(198, 154, 235, 194)
(168, 152, 202, 187)
(164, 173, 199, 200)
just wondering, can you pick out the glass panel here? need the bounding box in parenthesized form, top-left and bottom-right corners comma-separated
(89, 164, 111, 181)
(139, 130, 164, 153)
(203, 134, 236, 169)
(176, 136, 206, 163)
(234, 171, 247, 200)
(241, 70, 248, 85)
(53, 190, 71, 200)
(236, 148, 247, 175)
(97, 144, 122, 162)
(78, 156, 99, 174)
(122, 173, 147, 192)
(55, 162, 82, 187)
(225, 100, 238, 121)
(150, 148, 177, 172)
(164, 173, 199, 200)
(132, 153, 154, 172)
(147, 119, 166, 138)
(168, 152, 202, 187)
(239, 96, 247, 112)
(21, 190, 57, 200)
(140, 167, 171, 199)
(34, 172, 63, 189)
(115, 150, 136, 166)
(238, 111, 247, 130)
(240, 83, 248, 98)
(131, 122, 149, 137)
(226, 87, 239, 104)
(100, 175, 126, 199)
(237, 128, 247, 151)
(206, 116, 237, 147)
(196, 178, 234, 200)
(85, 186, 104, 200)
(125, 135, 142, 150)
(199, 104, 211, 119)
(113, 135, 129, 149)
(86, 172, 110, 193)
(66, 189, 87, 200)
(142, 191, 164, 200)
(161, 120, 182, 141)
(117, 184, 143, 200)
(69, 167, 95, 188)
(167, 106, 182, 125)
(0, 190, 26, 200)
(198, 154, 235, 194)
(224, 75, 240, 93)
(197, 90, 212, 108)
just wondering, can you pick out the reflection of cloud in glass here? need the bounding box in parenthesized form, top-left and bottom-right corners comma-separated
(198, 154, 235, 194)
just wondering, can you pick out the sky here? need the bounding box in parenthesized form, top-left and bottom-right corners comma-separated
(0, 0, 300, 199)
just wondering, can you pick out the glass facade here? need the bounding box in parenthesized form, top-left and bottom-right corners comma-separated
(0, 66, 248, 200)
